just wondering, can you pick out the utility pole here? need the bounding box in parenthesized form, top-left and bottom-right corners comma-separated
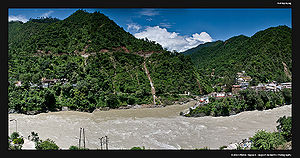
(79, 128, 82, 149)
(83, 128, 85, 149)
(105, 135, 108, 150)
(98, 137, 103, 150)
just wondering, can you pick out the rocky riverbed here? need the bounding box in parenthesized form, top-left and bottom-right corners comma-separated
(8, 101, 292, 150)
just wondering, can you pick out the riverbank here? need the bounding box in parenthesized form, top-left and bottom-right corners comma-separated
(8, 98, 195, 115)
(8, 101, 291, 150)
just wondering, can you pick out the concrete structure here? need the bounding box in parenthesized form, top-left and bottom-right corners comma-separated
(281, 82, 292, 89)
(199, 96, 209, 104)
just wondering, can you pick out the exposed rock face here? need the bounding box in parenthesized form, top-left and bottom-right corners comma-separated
(282, 62, 292, 80)
(143, 61, 157, 105)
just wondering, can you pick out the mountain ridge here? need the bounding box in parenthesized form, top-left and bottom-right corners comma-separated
(183, 25, 291, 88)
(8, 10, 200, 113)
(8, 10, 164, 55)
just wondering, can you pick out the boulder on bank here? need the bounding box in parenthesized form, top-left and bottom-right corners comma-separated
(61, 106, 69, 111)
(26, 111, 40, 115)
(8, 109, 17, 114)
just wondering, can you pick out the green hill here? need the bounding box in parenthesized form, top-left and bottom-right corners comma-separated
(8, 10, 163, 54)
(8, 10, 199, 113)
(183, 25, 292, 94)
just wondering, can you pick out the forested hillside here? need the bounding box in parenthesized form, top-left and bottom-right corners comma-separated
(184, 25, 292, 94)
(9, 10, 163, 54)
(8, 10, 199, 113)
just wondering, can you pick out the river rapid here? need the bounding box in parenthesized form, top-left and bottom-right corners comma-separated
(8, 101, 292, 150)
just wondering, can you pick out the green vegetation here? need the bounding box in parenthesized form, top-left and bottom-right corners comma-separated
(69, 145, 89, 150)
(250, 130, 285, 150)
(8, 132, 24, 150)
(186, 88, 291, 117)
(250, 116, 291, 150)
(130, 146, 145, 150)
(29, 131, 59, 150)
(9, 10, 163, 55)
(276, 116, 292, 142)
(36, 139, 60, 150)
(8, 9, 292, 115)
(184, 26, 292, 94)
(8, 10, 199, 114)
(146, 52, 199, 96)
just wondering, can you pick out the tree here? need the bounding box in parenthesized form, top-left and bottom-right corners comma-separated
(106, 94, 120, 108)
(43, 89, 56, 111)
(8, 132, 24, 150)
(276, 116, 292, 142)
(250, 130, 285, 150)
(36, 139, 59, 150)
(282, 88, 292, 104)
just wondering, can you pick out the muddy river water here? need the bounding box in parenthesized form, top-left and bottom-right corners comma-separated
(8, 101, 292, 150)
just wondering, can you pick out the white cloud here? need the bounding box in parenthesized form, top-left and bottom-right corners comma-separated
(146, 18, 152, 21)
(127, 23, 141, 32)
(139, 9, 159, 16)
(41, 10, 54, 17)
(134, 26, 213, 52)
(8, 15, 28, 23)
(159, 22, 172, 28)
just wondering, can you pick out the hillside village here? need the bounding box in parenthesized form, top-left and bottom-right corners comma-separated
(12, 70, 292, 109)
(187, 71, 292, 113)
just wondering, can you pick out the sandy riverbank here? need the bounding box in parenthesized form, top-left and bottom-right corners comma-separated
(8, 102, 291, 150)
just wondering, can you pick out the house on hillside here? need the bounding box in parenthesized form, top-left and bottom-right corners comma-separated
(199, 96, 209, 104)
(227, 92, 233, 97)
(235, 71, 252, 86)
(216, 92, 226, 97)
(256, 83, 266, 91)
(281, 82, 292, 89)
(15, 81, 22, 87)
(209, 92, 226, 98)
(265, 82, 277, 92)
(41, 77, 58, 88)
(232, 85, 241, 95)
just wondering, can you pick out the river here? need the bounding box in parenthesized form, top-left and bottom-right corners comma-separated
(8, 101, 292, 150)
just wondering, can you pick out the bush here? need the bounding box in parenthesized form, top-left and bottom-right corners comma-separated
(36, 138, 59, 150)
(69, 145, 80, 150)
(8, 132, 24, 150)
(276, 116, 292, 141)
(106, 94, 120, 108)
(10, 132, 20, 140)
(250, 130, 285, 150)
(130, 146, 145, 150)
(282, 88, 292, 104)
(69, 145, 88, 150)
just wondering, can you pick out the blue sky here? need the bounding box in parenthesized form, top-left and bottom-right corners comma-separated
(8, 8, 291, 52)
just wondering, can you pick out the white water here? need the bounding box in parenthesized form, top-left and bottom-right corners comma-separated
(8, 102, 291, 150)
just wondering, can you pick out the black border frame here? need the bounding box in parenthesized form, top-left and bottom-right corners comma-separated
(1, 0, 295, 157)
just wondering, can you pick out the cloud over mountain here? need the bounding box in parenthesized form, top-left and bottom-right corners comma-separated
(8, 15, 28, 23)
(134, 26, 213, 52)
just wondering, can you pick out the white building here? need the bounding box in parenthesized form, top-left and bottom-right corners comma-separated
(199, 96, 209, 104)
(15, 81, 22, 87)
(281, 82, 292, 89)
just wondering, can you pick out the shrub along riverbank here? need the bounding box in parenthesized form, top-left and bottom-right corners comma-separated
(247, 115, 291, 150)
(185, 88, 292, 117)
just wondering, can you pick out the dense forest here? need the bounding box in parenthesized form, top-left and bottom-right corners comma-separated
(8, 10, 163, 54)
(184, 25, 292, 94)
(8, 10, 199, 113)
